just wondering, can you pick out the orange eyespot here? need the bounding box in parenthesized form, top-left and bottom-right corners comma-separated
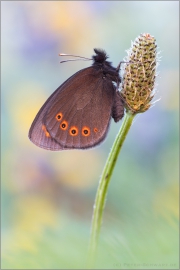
(55, 112, 63, 121)
(94, 127, 98, 133)
(69, 126, 78, 136)
(60, 121, 68, 130)
(82, 126, 90, 137)
(42, 125, 51, 138)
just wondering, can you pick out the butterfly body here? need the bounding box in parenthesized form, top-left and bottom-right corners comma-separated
(29, 49, 124, 150)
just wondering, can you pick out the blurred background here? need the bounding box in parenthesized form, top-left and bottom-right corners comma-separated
(1, 1, 179, 269)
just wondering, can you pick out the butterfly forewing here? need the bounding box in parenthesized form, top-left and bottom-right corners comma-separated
(29, 67, 114, 150)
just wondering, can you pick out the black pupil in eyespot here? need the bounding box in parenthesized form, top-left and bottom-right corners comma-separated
(62, 124, 66, 128)
(84, 130, 88, 134)
(72, 129, 76, 134)
(57, 115, 61, 119)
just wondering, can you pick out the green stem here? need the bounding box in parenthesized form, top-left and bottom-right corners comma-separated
(87, 111, 135, 267)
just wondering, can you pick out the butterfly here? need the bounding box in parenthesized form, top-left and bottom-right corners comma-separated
(28, 48, 125, 150)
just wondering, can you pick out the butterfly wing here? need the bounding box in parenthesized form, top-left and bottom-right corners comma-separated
(29, 67, 115, 150)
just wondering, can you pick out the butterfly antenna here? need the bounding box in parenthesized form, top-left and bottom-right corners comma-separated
(59, 53, 92, 63)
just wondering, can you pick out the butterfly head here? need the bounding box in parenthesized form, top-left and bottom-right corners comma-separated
(92, 48, 108, 64)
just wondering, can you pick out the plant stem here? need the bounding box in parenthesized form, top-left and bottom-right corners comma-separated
(87, 111, 135, 267)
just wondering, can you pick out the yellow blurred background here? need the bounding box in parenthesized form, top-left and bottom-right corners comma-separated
(1, 1, 179, 269)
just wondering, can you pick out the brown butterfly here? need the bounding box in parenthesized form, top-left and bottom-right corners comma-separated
(28, 49, 124, 150)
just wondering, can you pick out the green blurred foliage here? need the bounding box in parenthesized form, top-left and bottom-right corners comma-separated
(1, 1, 179, 269)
